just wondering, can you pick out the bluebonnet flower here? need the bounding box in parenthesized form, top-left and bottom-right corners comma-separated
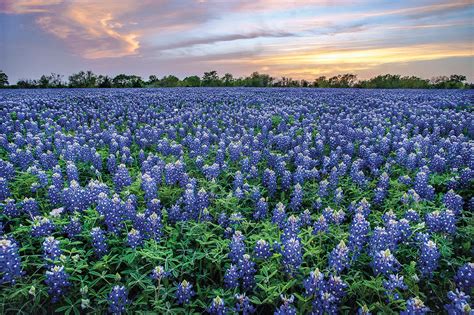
(113, 164, 132, 191)
(272, 202, 287, 229)
(358, 305, 372, 315)
(254, 239, 272, 260)
(371, 249, 400, 276)
(0, 238, 22, 284)
(289, 183, 303, 210)
(3, 198, 19, 217)
(141, 173, 157, 202)
(150, 266, 169, 284)
(234, 294, 255, 315)
(238, 254, 256, 291)
(274, 295, 296, 315)
(254, 198, 268, 221)
(45, 265, 70, 303)
(0, 177, 10, 200)
(66, 161, 79, 182)
(413, 171, 434, 201)
(282, 237, 302, 274)
(401, 297, 430, 315)
(31, 216, 55, 237)
(444, 290, 471, 315)
(108, 285, 129, 315)
(303, 268, 325, 297)
(329, 240, 350, 274)
(127, 228, 143, 249)
(425, 210, 456, 234)
(224, 264, 239, 289)
(229, 231, 246, 263)
(263, 169, 277, 196)
(281, 215, 301, 243)
(176, 280, 195, 305)
(300, 209, 312, 227)
(90, 227, 108, 258)
(405, 209, 420, 222)
(455, 263, 473, 292)
(22, 197, 40, 217)
(418, 240, 440, 277)
(383, 274, 407, 300)
(312, 215, 328, 235)
(348, 213, 370, 256)
(43, 236, 62, 265)
(443, 189, 463, 215)
(63, 217, 81, 239)
(333, 187, 343, 205)
(208, 296, 227, 315)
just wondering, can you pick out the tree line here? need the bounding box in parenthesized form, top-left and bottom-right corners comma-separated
(0, 70, 471, 89)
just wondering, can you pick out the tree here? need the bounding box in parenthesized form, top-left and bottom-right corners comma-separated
(97, 75, 112, 88)
(112, 74, 144, 88)
(69, 70, 97, 88)
(181, 76, 201, 87)
(0, 70, 9, 87)
(222, 73, 234, 86)
(157, 75, 179, 87)
(202, 71, 221, 86)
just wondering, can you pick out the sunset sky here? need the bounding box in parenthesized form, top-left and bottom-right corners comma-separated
(1, 0, 473, 82)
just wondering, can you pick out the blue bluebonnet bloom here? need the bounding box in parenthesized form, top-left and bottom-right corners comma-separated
(289, 183, 303, 210)
(229, 231, 246, 263)
(150, 266, 169, 283)
(207, 296, 227, 315)
(300, 209, 312, 227)
(254, 239, 272, 260)
(224, 264, 239, 289)
(113, 164, 132, 191)
(254, 198, 268, 221)
(401, 297, 430, 315)
(444, 290, 471, 315)
(31, 216, 55, 237)
(303, 268, 325, 297)
(418, 240, 440, 277)
(312, 215, 328, 235)
(329, 240, 350, 274)
(238, 254, 256, 291)
(425, 210, 457, 234)
(45, 265, 70, 303)
(42, 236, 62, 265)
(404, 209, 420, 222)
(0, 177, 10, 200)
(22, 197, 40, 217)
(455, 263, 473, 293)
(274, 295, 296, 315)
(127, 228, 143, 249)
(234, 294, 255, 314)
(281, 237, 302, 274)
(90, 227, 108, 258)
(281, 215, 301, 243)
(348, 213, 370, 256)
(3, 198, 19, 217)
(63, 217, 81, 239)
(176, 280, 195, 305)
(383, 274, 407, 300)
(443, 189, 463, 215)
(108, 285, 129, 315)
(0, 238, 22, 284)
(372, 249, 400, 278)
(272, 202, 287, 229)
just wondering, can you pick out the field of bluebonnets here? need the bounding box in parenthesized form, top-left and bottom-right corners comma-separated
(0, 88, 472, 314)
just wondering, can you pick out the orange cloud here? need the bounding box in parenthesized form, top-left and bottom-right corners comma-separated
(204, 43, 474, 80)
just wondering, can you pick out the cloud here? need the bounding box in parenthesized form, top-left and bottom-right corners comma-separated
(153, 31, 296, 51)
(0, 0, 62, 14)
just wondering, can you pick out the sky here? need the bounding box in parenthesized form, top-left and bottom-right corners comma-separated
(0, 0, 473, 83)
